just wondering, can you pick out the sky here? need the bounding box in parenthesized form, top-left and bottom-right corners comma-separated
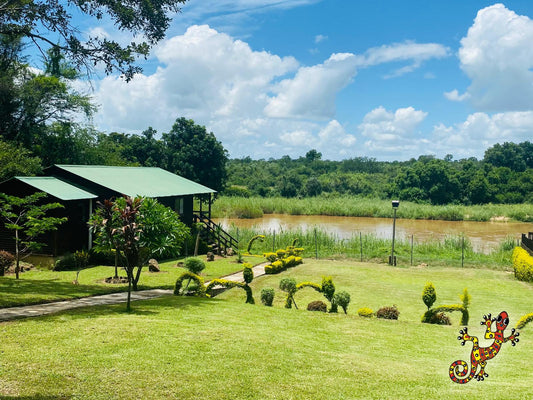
(73, 1, 533, 161)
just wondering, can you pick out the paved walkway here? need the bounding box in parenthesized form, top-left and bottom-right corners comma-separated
(0, 263, 267, 322)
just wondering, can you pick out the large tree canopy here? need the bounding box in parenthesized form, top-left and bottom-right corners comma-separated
(0, 0, 187, 80)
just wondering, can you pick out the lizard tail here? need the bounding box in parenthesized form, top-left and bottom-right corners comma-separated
(449, 360, 475, 384)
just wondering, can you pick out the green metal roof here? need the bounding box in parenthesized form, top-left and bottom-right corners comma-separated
(15, 177, 97, 201)
(54, 165, 216, 197)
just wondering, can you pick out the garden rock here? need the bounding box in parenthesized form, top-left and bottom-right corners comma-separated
(148, 259, 160, 272)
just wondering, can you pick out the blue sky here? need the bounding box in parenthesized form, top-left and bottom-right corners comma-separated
(76, 1, 533, 160)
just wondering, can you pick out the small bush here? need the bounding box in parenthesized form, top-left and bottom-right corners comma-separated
(376, 305, 400, 320)
(265, 260, 285, 275)
(243, 263, 254, 284)
(422, 282, 436, 310)
(358, 307, 374, 318)
(54, 253, 77, 271)
(263, 252, 278, 263)
(260, 287, 275, 306)
(74, 250, 90, 269)
(184, 257, 205, 275)
(0, 250, 14, 276)
(333, 291, 351, 314)
(280, 277, 298, 309)
(513, 247, 533, 282)
(429, 312, 451, 325)
(307, 300, 328, 312)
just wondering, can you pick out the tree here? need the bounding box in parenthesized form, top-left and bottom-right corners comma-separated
(0, 192, 66, 279)
(0, 35, 95, 149)
(90, 196, 190, 310)
(162, 118, 228, 192)
(0, 139, 42, 182)
(0, 0, 187, 81)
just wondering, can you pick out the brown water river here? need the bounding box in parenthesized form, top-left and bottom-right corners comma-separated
(215, 214, 533, 253)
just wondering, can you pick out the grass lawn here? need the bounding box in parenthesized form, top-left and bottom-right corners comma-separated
(1, 259, 533, 398)
(0, 255, 261, 308)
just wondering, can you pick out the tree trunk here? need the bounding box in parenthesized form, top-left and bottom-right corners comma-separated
(126, 276, 132, 312)
(15, 229, 20, 280)
(132, 265, 143, 291)
(194, 232, 200, 256)
(114, 251, 118, 279)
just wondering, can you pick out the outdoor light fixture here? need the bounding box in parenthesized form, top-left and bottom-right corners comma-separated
(389, 200, 400, 265)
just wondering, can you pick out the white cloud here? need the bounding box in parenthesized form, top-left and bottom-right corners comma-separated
(444, 89, 470, 102)
(358, 106, 428, 156)
(431, 111, 533, 158)
(92, 25, 452, 160)
(315, 34, 328, 43)
(264, 53, 358, 119)
(456, 4, 533, 111)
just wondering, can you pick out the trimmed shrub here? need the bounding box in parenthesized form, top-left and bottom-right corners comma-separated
(174, 271, 206, 296)
(260, 287, 275, 306)
(246, 235, 265, 254)
(263, 252, 278, 263)
(358, 307, 374, 318)
(0, 250, 14, 276)
(334, 291, 351, 314)
(74, 250, 90, 269)
(307, 300, 328, 312)
(184, 257, 205, 275)
(243, 263, 254, 284)
(422, 304, 468, 325)
(516, 312, 533, 330)
(377, 305, 400, 320)
(321, 276, 337, 313)
(296, 281, 322, 293)
(513, 247, 533, 282)
(265, 260, 284, 275)
(206, 278, 254, 304)
(280, 277, 298, 309)
(422, 282, 436, 310)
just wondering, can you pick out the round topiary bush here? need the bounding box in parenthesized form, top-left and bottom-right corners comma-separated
(333, 291, 351, 314)
(376, 305, 400, 320)
(261, 287, 275, 306)
(184, 257, 205, 275)
(307, 300, 328, 312)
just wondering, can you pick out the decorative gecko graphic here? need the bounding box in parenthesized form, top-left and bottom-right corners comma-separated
(449, 311, 519, 384)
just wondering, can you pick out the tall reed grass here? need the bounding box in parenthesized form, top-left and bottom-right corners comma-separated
(228, 225, 514, 270)
(212, 196, 533, 222)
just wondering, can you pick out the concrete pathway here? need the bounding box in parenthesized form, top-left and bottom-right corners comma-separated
(0, 263, 267, 322)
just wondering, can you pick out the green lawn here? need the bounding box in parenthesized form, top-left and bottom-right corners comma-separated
(1, 260, 532, 399)
(0, 255, 260, 308)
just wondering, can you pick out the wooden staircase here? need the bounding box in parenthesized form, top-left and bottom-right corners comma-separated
(193, 212, 238, 255)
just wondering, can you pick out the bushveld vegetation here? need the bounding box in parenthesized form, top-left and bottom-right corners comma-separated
(225, 143, 533, 205)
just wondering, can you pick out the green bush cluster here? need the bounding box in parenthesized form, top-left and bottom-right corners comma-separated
(333, 291, 351, 314)
(264, 245, 304, 274)
(358, 307, 374, 318)
(421, 283, 470, 325)
(376, 305, 400, 320)
(516, 313, 533, 330)
(184, 257, 206, 275)
(512, 247, 533, 282)
(260, 287, 275, 306)
(0, 250, 14, 276)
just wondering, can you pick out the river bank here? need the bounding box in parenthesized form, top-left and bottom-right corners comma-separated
(212, 196, 533, 222)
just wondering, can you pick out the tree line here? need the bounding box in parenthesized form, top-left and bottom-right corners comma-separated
(225, 142, 533, 205)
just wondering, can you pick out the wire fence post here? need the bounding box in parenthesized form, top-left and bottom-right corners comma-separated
(461, 236, 465, 268)
(360, 232, 363, 262)
(272, 230, 276, 252)
(410, 235, 414, 266)
(314, 228, 318, 259)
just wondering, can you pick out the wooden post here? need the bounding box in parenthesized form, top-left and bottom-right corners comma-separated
(461, 236, 465, 268)
(410, 235, 414, 266)
(208, 193, 212, 219)
(273, 230, 276, 252)
(314, 228, 318, 259)
(360, 232, 363, 262)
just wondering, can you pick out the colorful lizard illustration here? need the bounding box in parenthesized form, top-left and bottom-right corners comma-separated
(449, 311, 519, 384)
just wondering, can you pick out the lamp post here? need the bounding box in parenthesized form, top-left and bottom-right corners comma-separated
(389, 200, 400, 265)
